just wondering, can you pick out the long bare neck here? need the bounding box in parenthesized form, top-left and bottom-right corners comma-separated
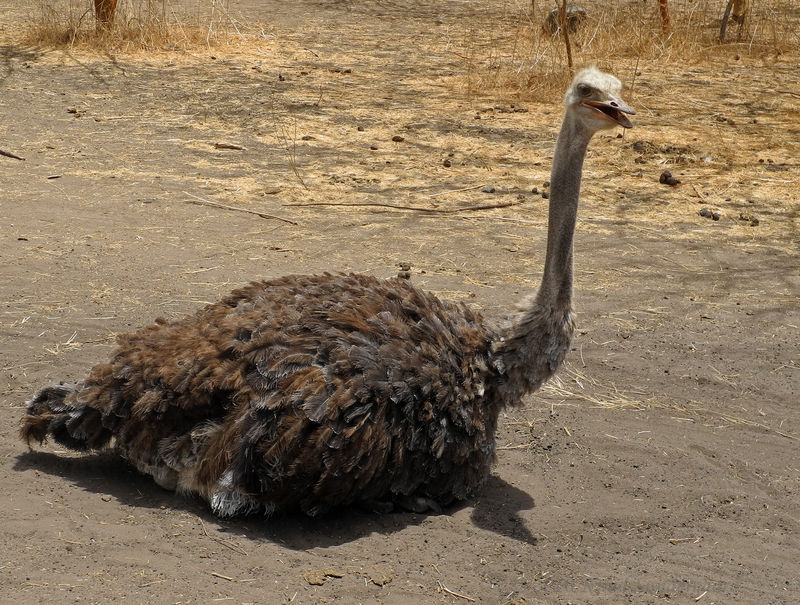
(494, 110, 592, 404)
(538, 112, 591, 308)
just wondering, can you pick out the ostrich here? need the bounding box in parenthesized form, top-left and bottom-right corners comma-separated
(20, 68, 634, 518)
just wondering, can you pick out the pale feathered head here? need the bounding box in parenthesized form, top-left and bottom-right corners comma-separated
(564, 66, 635, 130)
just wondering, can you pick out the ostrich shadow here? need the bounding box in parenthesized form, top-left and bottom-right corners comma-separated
(14, 450, 537, 547)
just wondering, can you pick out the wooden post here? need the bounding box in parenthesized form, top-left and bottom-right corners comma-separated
(658, 0, 672, 35)
(94, 0, 118, 30)
(560, 0, 573, 74)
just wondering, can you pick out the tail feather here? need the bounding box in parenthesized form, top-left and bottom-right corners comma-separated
(20, 384, 113, 451)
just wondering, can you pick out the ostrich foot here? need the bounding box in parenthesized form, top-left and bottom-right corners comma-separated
(396, 495, 443, 515)
(360, 496, 443, 515)
(360, 499, 396, 514)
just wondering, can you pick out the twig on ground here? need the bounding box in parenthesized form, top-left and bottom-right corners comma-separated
(183, 191, 297, 225)
(428, 184, 486, 198)
(283, 199, 529, 214)
(1, 148, 25, 160)
(691, 183, 707, 200)
(198, 517, 249, 555)
(497, 442, 535, 450)
(437, 580, 476, 602)
(213, 142, 246, 150)
(450, 51, 513, 61)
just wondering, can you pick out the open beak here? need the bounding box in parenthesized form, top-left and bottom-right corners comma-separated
(583, 96, 635, 129)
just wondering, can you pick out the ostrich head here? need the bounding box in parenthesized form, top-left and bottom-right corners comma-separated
(564, 66, 635, 131)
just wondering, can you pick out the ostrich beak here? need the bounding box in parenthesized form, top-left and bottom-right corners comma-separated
(583, 96, 635, 129)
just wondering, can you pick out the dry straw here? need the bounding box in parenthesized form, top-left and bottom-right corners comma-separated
(460, 0, 799, 103)
(22, 0, 250, 52)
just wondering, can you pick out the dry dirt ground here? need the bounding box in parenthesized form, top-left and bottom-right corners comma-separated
(1, 1, 799, 603)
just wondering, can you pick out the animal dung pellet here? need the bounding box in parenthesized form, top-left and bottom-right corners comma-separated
(659, 170, 680, 186)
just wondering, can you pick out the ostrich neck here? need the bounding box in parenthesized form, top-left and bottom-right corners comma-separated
(494, 111, 592, 404)
(538, 113, 591, 308)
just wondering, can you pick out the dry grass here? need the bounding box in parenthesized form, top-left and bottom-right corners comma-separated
(460, 0, 800, 102)
(536, 363, 799, 442)
(21, 0, 259, 52)
(19, 0, 800, 97)
(540, 362, 654, 411)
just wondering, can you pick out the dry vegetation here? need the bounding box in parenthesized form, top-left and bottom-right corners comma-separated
(458, 0, 800, 101)
(20, 1, 800, 90)
(22, 0, 253, 51)
(14, 0, 800, 122)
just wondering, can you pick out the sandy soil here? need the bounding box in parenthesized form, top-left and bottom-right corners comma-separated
(1, 1, 798, 603)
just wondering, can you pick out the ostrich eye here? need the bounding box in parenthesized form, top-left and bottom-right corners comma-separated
(576, 83, 592, 97)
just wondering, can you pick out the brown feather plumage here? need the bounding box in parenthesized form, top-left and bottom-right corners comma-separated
(21, 274, 504, 516)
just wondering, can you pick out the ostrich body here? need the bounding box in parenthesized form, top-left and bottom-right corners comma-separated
(20, 68, 634, 518)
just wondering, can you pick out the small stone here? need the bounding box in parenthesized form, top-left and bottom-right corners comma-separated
(711, 212, 720, 221)
(391, 135, 404, 142)
(531, 186, 539, 194)
(442, 159, 451, 167)
(369, 145, 378, 150)
(482, 185, 496, 193)
(357, 125, 365, 131)
(541, 191, 549, 199)
(542, 181, 550, 188)
(699, 208, 712, 218)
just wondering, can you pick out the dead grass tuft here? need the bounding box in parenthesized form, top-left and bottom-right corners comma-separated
(22, 0, 255, 53)
(460, 0, 800, 103)
(541, 362, 654, 411)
